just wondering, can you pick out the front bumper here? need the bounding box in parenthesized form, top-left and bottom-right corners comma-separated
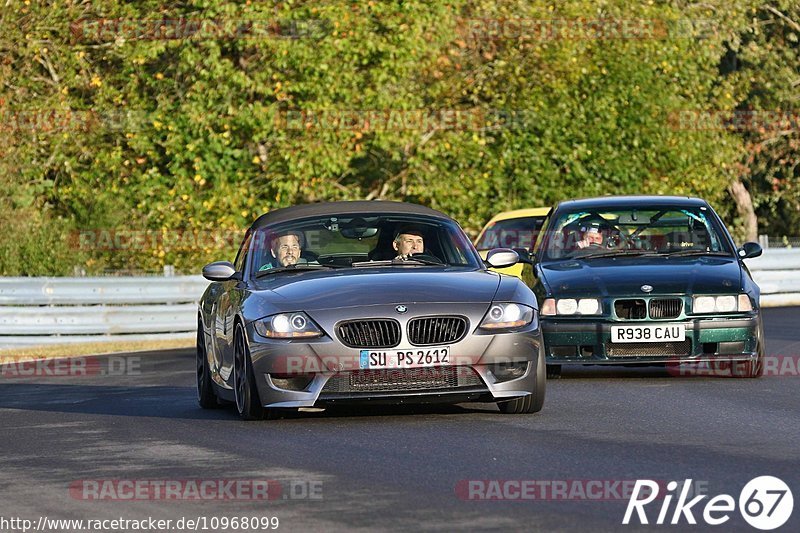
(542, 314, 760, 364)
(245, 323, 543, 408)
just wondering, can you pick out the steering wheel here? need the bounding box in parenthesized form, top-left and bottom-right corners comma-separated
(406, 252, 444, 264)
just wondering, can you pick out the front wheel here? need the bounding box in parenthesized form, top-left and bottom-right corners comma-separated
(233, 324, 271, 420)
(196, 323, 218, 409)
(498, 354, 546, 414)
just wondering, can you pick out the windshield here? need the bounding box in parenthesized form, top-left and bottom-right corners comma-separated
(541, 205, 734, 260)
(475, 216, 546, 251)
(248, 214, 482, 275)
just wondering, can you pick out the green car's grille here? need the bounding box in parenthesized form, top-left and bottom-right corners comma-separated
(606, 340, 691, 358)
(614, 298, 683, 319)
(649, 298, 683, 319)
(615, 299, 647, 319)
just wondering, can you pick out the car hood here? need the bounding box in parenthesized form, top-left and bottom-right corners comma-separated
(539, 256, 743, 297)
(251, 268, 502, 311)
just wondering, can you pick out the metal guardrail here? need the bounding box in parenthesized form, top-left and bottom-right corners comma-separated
(747, 249, 800, 307)
(0, 276, 207, 305)
(0, 250, 798, 349)
(0, 276, 208, 349)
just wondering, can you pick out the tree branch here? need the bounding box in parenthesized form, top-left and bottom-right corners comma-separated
(763, 5, 800, 33)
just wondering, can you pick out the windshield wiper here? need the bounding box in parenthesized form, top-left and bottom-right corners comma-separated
(255, 264, 342, 278)
(351, 258, 446, 268)
(575, 249, 661, 259)
(658, 249, 733, 258)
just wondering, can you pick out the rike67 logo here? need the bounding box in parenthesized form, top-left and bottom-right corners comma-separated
(623, 476, 793, 530)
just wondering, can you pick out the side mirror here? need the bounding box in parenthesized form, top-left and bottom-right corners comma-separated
(737, 242, 762, 260)
(512, 247, 535, 265)
(485, 248, 519, 269)
(202, 261, 238, 281)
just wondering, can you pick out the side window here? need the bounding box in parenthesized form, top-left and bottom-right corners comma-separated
(233, 232, 252, 273)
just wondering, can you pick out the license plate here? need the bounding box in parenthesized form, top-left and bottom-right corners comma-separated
(359, 347, 450, 369)
(610, 324, 685, 343)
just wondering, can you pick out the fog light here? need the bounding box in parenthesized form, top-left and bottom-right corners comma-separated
(489, 361, 529, 383)
(268, 374, 314, 391)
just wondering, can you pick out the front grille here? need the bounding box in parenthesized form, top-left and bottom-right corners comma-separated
(321, 366, 484, 393)
(615, 299, 647, 320)
(337, 319, 401, 348)
(606, 340, 691, 358)
(407, 316, 468, 346)
(649, 298, 683, 319)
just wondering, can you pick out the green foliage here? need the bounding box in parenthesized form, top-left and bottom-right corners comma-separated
(720, 0, 800, 236)
(1, 0, 797, 275)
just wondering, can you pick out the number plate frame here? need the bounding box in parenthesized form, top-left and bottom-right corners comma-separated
(610, 324, 686, 343)
(358, 347, 451, 369)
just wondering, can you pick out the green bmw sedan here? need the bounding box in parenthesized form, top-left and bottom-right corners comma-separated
(527, 196, 765, 378)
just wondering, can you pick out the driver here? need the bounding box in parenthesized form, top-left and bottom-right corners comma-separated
(576, 222, 604, 249)
(393, 227, 425, 260)
(259, 231, 305, 271)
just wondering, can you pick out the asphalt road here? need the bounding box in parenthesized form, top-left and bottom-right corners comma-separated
(1, 307, 799, 532)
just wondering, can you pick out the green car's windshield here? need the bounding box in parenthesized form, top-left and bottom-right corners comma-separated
(541, 206, 735, 261)
(248, 214, 481, 275)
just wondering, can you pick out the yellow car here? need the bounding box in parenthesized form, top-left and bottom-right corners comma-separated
(475, 207, 551, 278)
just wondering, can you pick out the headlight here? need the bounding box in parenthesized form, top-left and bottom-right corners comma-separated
(479, 303, 536, 330)
(692, 295, 752, 314)
(541, 298, 602, 316)
(254, 312, 323, 338)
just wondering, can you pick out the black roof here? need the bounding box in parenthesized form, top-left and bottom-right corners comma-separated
(251, 201, 452, 229)
(554, 195, 709, 211)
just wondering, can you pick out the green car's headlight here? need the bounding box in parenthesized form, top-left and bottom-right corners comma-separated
(254, 312, 323, 338)
(479, 303, 536, 330)
(541, 298, 602, 316)
(692, 294, 753, 314)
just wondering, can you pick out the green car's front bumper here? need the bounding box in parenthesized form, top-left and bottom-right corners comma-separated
(542, 314, 760, 364)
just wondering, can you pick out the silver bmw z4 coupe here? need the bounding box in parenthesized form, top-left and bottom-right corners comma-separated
(197, 201, 545, 419)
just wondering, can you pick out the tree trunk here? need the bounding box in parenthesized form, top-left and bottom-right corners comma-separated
(729, 179, 758, 242)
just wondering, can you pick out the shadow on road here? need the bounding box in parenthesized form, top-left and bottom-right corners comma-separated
(0, 382, 498, 422)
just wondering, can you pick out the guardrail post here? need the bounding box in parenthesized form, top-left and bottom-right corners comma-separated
(164, 265, 175, 277)
(758, 234, 769, 249)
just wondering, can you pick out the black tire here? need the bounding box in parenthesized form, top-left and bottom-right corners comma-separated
(196, 322, 218, 409)
(233, 323, 270, 420)
(546, 364, 562, 379)
(498, 353, 546, 414)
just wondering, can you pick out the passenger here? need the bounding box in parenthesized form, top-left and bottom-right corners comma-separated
(393, 227, 425, 260)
